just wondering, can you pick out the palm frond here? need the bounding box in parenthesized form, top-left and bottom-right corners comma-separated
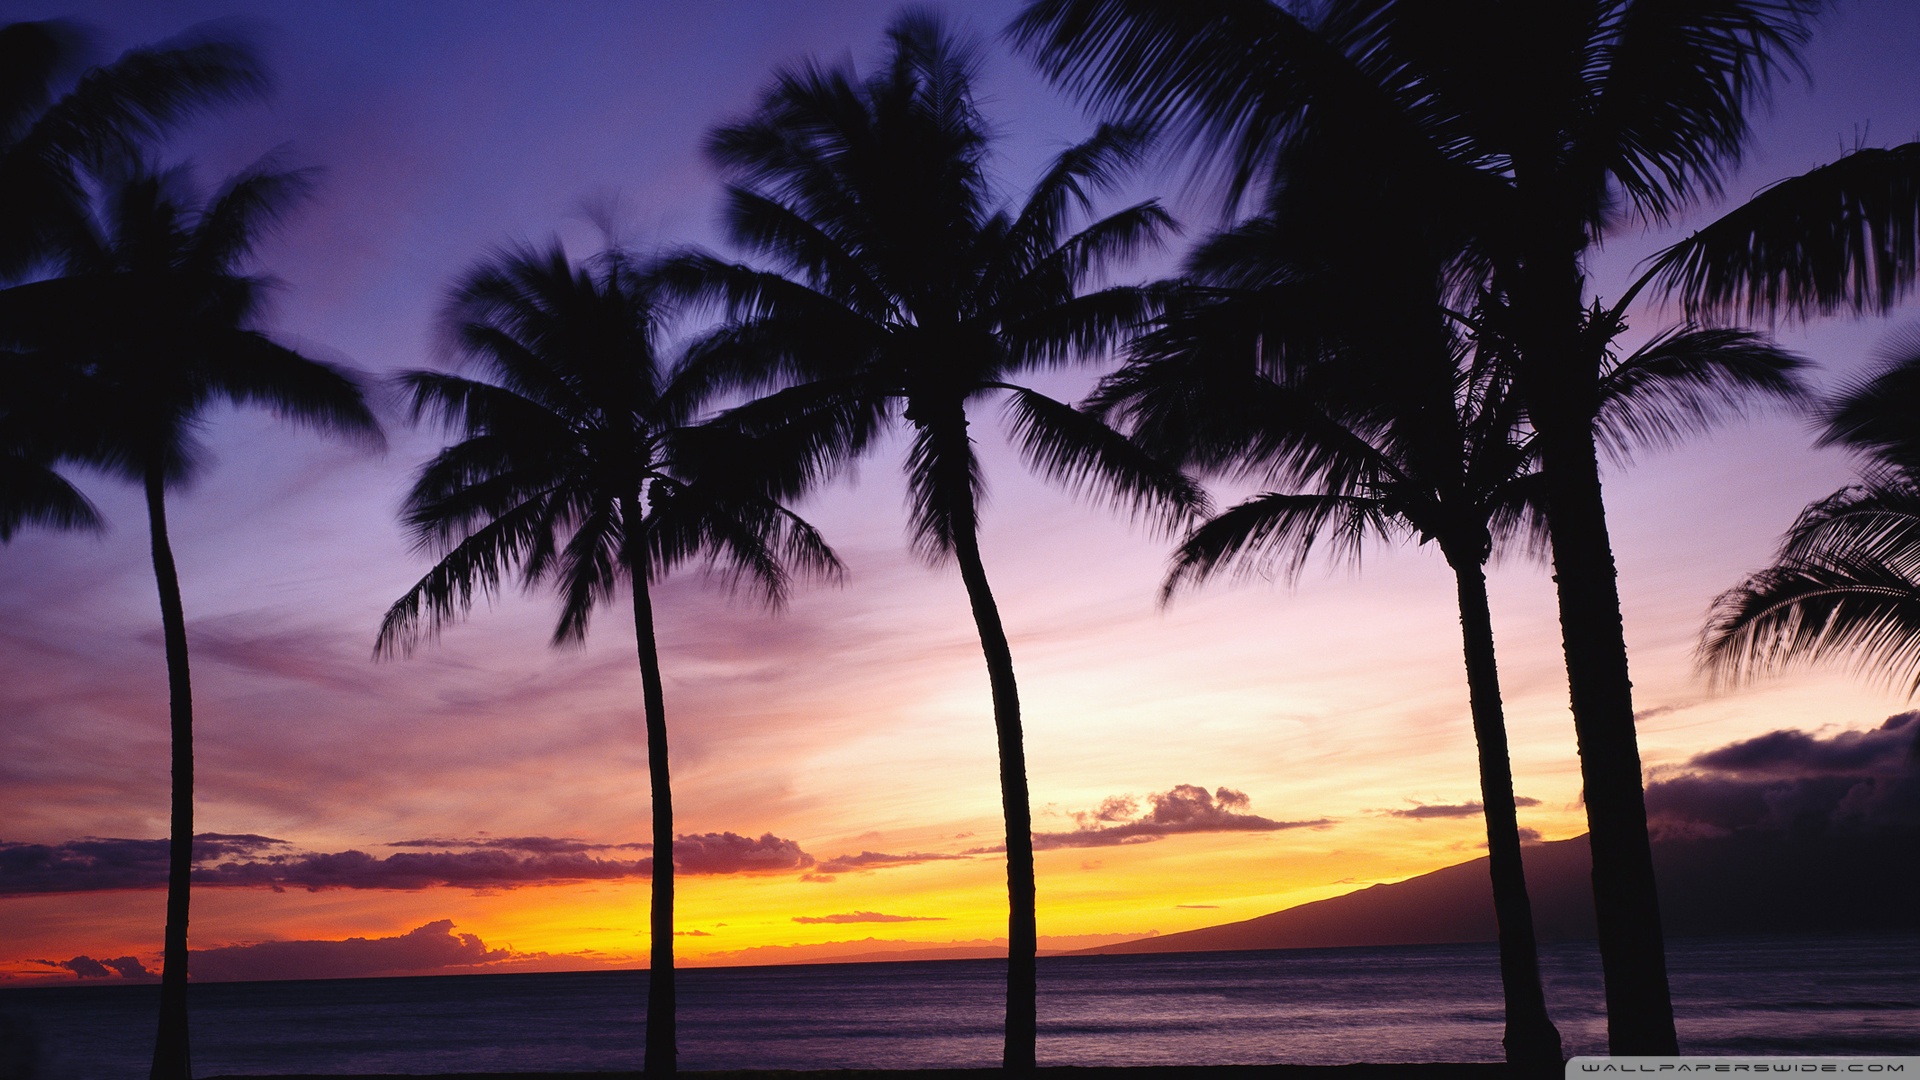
(1650, 142, 1920, 321)
(999, 385, 1206, 531)
(1161, 490, 1399, 603)
(1592, 325, 1806, 462)
(1582, 0, 1817, 223)
(0, 452, 102, 540)
(1817, 328, 1920, 473)
(376, 489, 565, 658)
(903, 417, 982, 561)
(1701, 542, 1920, 694)
(209, 331, 383, 448)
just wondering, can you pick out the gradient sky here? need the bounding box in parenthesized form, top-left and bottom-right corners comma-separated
(4, 0, 1919, 985)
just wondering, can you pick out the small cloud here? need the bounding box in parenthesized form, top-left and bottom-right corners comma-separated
(1175, 904, 1219, 909)
(674, 930, 712, 937)
(792, 911, 947, 924)
(1033, 785, 1333, 850)
(674, 832, 814, 875)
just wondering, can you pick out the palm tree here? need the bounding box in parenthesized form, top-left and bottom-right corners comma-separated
(658, 12, 1197, 1068)
(0, 159, 380, 1080)
(1011, 0, 1901, 1051)
(2, 18, 266, 279)
(1094, 206, 1803, 1063)
(1703, 339, 1920, 689)
(375, 240, 840, 1075)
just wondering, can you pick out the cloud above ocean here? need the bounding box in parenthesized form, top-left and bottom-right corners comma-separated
(1026, 785, 1333, 851)
(1384, 797, 1540, 819)
(1644, 712, 1920, 838)
(792, 911, 947, 924)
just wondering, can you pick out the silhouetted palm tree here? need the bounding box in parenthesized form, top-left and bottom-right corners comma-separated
(376, 241, 839, 1076)
(659, 12, 1197, 1067)
(1094, 207, 1802, 1064)
(0, 159, 379, 1080)
(1011, 0, 1896, 1051)
(1, 18, 265, 279)
(1703, 338, 1920, 689)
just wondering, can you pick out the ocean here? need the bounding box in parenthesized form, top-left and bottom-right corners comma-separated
(2, 934, 1915, 1076)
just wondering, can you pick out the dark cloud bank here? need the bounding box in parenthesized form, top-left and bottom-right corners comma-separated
(1630, 713, 1920, 936)
(34, 921, 530, 983)
(1644, 711, 1919, 840)
(0, 832, 813, 895)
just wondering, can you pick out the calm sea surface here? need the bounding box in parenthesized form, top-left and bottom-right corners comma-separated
(2, 934, 1915, 1077)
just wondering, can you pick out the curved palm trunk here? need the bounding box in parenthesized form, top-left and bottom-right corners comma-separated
(1533, 417, 1676, 1055)
(953, 520, 1037, 1069)
(627, 543, 676, 1076)
(927, 414, 1038, 1069)
(145, 468, 194, 1080)
(1450, 558, 1562, 1066)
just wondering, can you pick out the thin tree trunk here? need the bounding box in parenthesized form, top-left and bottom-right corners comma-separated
(146, 468, 193, 1080)
(629, 550, 676, 1076)
(1533, 417, 1677, 1054)
(1450, 558, 1562, 1066)
(926, 410, 1038, 1069)
(952, 518, 1037, 1070)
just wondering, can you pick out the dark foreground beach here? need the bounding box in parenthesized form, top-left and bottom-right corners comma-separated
(214, 1060, 1559, 1068)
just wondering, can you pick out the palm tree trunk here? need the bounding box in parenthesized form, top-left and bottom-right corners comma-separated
(1450, 557, 1562, 1066)
(1533, 416, 1677, 1054)
(932, 427, 1038, 1069)
(145, 467, 193, 1080)
(627, 538, 676, 1076)
(953, 523, 1038, 1070)
(1508, 207, 1678, 1054)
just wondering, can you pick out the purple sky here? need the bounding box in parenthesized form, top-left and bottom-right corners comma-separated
(4, 0, 1919, 981)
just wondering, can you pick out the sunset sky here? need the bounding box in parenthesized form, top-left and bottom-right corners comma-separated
(4, 0, 1919, 985)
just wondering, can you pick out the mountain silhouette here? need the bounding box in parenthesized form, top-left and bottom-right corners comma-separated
(1079, 830, 1920, 956)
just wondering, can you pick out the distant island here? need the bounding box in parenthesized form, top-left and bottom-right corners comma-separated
(1076, 829, 1920, 956)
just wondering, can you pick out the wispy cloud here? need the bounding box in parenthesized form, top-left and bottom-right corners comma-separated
(810, 850, 973, 875)
(1384, 796, 1540, 819)
(792, 911, 946, 924)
